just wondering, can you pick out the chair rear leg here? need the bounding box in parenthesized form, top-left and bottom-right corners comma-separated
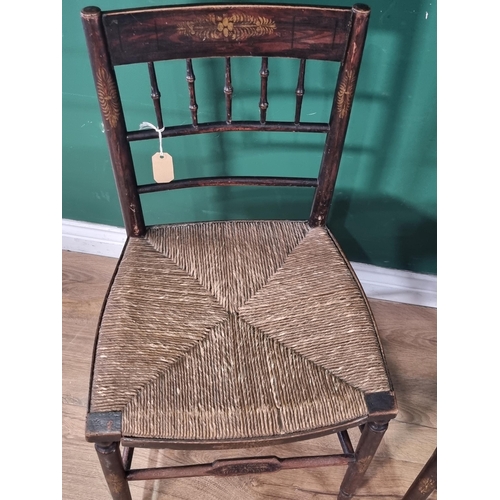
(338, 421, 389, 500)
(95, 441, 132, 500)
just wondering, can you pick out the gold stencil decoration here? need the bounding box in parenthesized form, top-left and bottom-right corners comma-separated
(96, 67, 120, 128)
(356, 456, 372, 473)
(336, 70, 356, 119)
(177, 13, 276, 41)
(107, 472, 125, 496)
(418, 477, 436, 494)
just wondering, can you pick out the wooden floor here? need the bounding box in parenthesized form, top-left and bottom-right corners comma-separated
(62, 250, 437, 500)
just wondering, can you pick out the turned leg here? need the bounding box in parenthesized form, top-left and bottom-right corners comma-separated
(402, 448, 437, 500)
(338, 421, 389, 500)
(95, 442, 132, 500)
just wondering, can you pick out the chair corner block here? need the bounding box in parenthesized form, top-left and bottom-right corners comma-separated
(85, 411, 123, 442)
(364, 391, 397, 419)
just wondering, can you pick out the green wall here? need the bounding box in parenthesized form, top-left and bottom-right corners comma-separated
(62, 0, 436, 274)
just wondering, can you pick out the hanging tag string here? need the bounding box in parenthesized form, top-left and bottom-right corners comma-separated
(140, 122, 166, 157)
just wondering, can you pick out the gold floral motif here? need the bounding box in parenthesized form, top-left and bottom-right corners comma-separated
(218, 16, 234, 37)
(336, 70, 356, 119)
(177, 13, 276, 41)
(418, 477, 436, 494)
(96, 67, 120, 128)
(356, 455, 372, 472)
(107, 472, 124, 495)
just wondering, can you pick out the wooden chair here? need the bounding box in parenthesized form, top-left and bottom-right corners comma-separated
(81, 3, 397, 499)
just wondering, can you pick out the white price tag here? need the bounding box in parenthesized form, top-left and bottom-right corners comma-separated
(152, 152, 174, 183)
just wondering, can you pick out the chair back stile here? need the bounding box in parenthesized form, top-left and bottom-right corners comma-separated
(309, 5, 369, 226)
(81, 4, 370, 236)
(81, 7, 145, 236)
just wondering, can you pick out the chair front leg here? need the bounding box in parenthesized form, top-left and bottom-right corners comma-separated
(338, 420, 389, 500)
(95, 441, 132, 500)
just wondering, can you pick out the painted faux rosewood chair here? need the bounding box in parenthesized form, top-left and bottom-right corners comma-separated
(81, 3, 397, 499)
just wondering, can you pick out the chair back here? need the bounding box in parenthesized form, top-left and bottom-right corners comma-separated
(81, 3, 370, 236)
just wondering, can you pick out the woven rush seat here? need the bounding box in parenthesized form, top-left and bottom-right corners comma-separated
(89, 220, 391, 442)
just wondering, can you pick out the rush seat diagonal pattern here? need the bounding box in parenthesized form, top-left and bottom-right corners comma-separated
(89, 220, 391, 441)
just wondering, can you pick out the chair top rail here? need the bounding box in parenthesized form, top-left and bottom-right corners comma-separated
(91, 4, 353, 65)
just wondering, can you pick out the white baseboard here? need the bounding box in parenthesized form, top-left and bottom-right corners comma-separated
(62, 219, 127, 258)
(62, 219, 436, 308)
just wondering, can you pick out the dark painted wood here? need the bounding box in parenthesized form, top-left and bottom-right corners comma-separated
(127, 120, 329, 140)
(259, 57, 269, 123)
(81, 7, 145, 237)
(101, 5, 352, 65)
(95, 442, 132, 500)
(224, 57, 233, 123)
(147, 62, 163, 128)
(211, 457, 282, 476)
(295, 58, 306, 124)
(337, 430, 354, 454)
(338, 421, 389, 500)
(137, 176, 317, 194)
(365, 391, 397, 415)
(186, 58, 199, 126)
(127, 453, 355, 481)
(122, 447, 134, 472)
(86, 412, 122, 442)
(402, 448, 437, 500)
(309, 4, 371, 226)
(121, 417, 368, 450)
